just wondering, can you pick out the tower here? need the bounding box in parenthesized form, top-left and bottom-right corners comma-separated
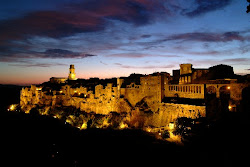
(179, 64, 192, 84)
(180, 64, 192, 75)
(68, 64, 76, 80)
(117, 78, 124, 97)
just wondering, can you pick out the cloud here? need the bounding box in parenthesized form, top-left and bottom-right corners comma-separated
(223, 58, 250, 63)
(166, 31, 245, 42)
(107, 53, 180, 58)
(104, 0, 151, 25)
(0, 48, 97, 63)
(188, 58, 250, 67)
(100, 61, 108, 65)
(0, 0, 172, 63)
(187, 50, 236, 56)
(187, 51, 222, 56)
(141, 34, 151, 38)
(42, 49, 96, 59)
(0, 10, 105, 41)
(0, 0, 164, 43)
(0, 0, 236, 44)
(183, 0, 232, 17)
(8, 62, 67, 68)
(114, 63, 175, 69)
(108, 53, 150, 58)
(0, 0, 242, 68)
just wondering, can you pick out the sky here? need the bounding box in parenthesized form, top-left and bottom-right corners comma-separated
(0, 0, 250, 85)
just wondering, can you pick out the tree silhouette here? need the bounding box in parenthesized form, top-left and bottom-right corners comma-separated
(247, 0, 250, 13)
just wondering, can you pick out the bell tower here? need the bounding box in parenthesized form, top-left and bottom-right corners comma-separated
(68, 64, 76, 80)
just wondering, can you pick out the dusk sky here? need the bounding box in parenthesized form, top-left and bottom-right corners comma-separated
(0, 0, 250, 85)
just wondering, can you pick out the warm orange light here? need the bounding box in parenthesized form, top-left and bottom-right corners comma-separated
(169, 122, 175, 131)
(227, 86, 230, 90)
(81, 122, 87, 130)
(228, 106, 232, 110)
(119, 122, 128, 129)
(9, 104, 16, 111)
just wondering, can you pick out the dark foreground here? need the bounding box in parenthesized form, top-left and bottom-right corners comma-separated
(1, 111, 249, 167)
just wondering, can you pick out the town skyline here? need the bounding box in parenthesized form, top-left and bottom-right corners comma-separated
(0, 0, 250, 85)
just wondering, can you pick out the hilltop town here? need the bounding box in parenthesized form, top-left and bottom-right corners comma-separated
(19, 64, 250, 130)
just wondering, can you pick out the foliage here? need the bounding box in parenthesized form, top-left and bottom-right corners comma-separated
(161, 130, 170, 139)
(29, 107, 40, 116)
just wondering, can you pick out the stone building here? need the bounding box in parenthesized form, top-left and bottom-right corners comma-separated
(174, 64, 209, 84)
(49, 64, 76, 84)
(20, 64, 250, 127)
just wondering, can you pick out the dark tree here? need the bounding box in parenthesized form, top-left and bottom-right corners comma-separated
(247, 0, 250, 13)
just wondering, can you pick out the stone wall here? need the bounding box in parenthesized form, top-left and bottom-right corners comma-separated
(20, 82, 206, 127)
(80, 97, 132, 115)
(143, 103, 206, 127)
(124, 87, 143, 107)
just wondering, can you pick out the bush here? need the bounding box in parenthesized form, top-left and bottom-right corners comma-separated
(162, 130, 170, 139)
(29, 107, 39, 116)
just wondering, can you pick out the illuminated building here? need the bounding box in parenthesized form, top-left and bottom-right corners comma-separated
(20, 64, 250, 128)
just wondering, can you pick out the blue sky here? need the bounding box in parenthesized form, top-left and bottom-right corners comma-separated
(0, 0, 249, 85)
